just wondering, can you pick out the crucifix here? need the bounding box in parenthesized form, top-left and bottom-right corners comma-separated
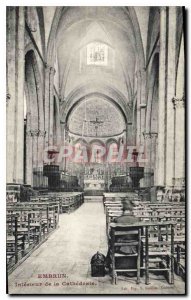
(90, 116, 104, 136)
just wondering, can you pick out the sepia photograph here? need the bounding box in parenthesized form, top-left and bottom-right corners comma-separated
(5, 4, 186, 295)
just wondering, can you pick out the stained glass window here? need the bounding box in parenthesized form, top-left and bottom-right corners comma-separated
(87, 42, 108, 66)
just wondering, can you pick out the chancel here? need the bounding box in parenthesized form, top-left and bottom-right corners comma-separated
(6, 6, 185, 295)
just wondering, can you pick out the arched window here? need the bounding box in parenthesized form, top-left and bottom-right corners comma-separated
(87, 42, 108, 66)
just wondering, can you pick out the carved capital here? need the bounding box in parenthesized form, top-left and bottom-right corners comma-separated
(31, 129, 40, 137)
(172, 96, 185, 109)
(38, 130, 46, 137)
(50, 66, 56, 76)
(27, 129, 41, 137)
(6, 93, 11, 105)
(143, 132, 158, 140)
(173, 177, 185, 187)
(45, 64, 55, 75)
(26, 130, 32, 137)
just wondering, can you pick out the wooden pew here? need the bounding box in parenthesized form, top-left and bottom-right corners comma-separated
(6, 201, 60, 271)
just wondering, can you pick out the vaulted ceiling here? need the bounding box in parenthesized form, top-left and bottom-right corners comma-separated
(55, 7, 139, 101)
(42, 7, 152, 138)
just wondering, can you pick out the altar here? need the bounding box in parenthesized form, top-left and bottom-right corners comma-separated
(84, 165, 105, 196)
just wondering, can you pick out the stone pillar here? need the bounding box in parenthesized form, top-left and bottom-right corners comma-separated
(44, 65, 50, 147)
(154, 134, 159, 185)
(150, 133, 158, 185)
(26, 129, 33, 186)
(44, 65, 55, 147)
(31, 129, 39, 187)
(38, 130, 46, 167)
(140, 70, 146, 145)
(49, 67, 56, 145)
(136, 70, 141, 145)
(136, 69, 146, 146)
(37, 130, 46, 187)
(157, 6, 167, 187)
(60, 121, 66, 171)
(143, 132, 152, 187)
(143, 132, 158, 187)
(56, 113, 61, 147)
(126, 122, 133, 145)
(6, 7, 16, 183)
(173, 97, 185, 188)
(165, 7, 177, 187)
(15, 7, 25, 183)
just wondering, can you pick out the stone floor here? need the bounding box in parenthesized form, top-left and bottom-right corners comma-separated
(8, 202, 185, 295)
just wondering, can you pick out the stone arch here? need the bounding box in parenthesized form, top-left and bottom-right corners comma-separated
(146, 7, 160, 66)
(47, 7, 64, 64)
(62, 87, 129, 124)
(106, 138, 118, 148)
(126, 7, 145, 70)
(36, 7, 46, 59)
(74, 138, 88, 146)
(89, 139, 105, 148)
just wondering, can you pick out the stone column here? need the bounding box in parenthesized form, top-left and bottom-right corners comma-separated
(31, 129, 39, 187)
(60, 121, 66, 171)
(49, 67, 56, 146)
(157, 6, 167, 187)
(44, 65, 50, 147)
(15, 7, 25, 184)
(26, 129, 33, 186)
(56, 114, 61, 147)
(143, 132, 152, 187)
(37, 130, 46, 167)
(6, 7, 16, 183)
(44, 65, 56, 147)
(143, 132, 158, 187)
(136, 69, 146, 146)
(37, 130, 46, 187)
(136, 70, 141, 145)
(173, 96, 185, 188)
(140, 70, 146, 145)
(150, 133, 158, 185)
(126, 122, 133, 145)
(165, 7, 177, 187)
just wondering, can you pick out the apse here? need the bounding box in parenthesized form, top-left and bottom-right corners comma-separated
(67, 96, 126, 138)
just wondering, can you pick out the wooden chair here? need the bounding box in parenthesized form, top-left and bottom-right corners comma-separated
(6, 216, 25, 266)
(176, 244, 185, 281)
(144, 222, 175, 285)
(109, 223, 142, 285)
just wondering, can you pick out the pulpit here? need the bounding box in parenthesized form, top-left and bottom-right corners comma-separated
(129, 167, 144, 189)
(129, 150, 144, 189)
(43, 164, 60, 190)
